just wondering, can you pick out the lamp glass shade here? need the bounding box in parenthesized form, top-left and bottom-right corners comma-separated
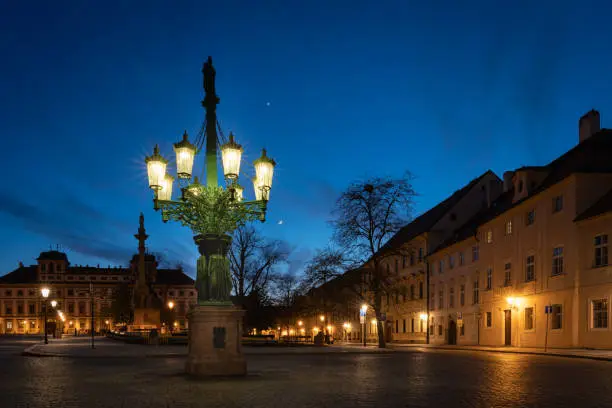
(158, 175, 174, 201)
(145, 145, 168, 190)
(50, 300, 57, 308)
(233, 184, 243, 201)
(254, 149, 276, 190)
(221, 132, 243, 179)
(186, 177, 203, 197)
(41, 287, 50, 298)
(173, 131, 197, 179)
(252, 177, 269, 201)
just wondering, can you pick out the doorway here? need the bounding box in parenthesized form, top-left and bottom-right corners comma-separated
(504, 310, 511, 346)
(448, 320, 457, 345)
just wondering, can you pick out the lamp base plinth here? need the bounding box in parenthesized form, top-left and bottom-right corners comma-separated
(185, 305, 246, 377)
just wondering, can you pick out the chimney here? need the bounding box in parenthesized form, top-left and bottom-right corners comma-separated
(503, 171, 514, 192)
(18, 261, 24, 268)
(579, 109, 600, 143)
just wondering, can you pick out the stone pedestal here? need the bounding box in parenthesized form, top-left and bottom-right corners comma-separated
(132, 308, 161, 329)
(185, 305, 246, 377)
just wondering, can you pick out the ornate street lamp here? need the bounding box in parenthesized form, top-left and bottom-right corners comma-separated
(142, 56, 276, 377)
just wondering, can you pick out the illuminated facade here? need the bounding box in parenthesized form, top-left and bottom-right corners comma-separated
(425, 110, 612, 348)
(0, 215, 196, 335)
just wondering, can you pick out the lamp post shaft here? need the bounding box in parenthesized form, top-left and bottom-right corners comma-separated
(44, 301, 48, 344)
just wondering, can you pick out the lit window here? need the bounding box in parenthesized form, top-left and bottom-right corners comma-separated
(486, 230, 493, 244)
(525, 255, 535, 282)
(486, 312, 492, 327)
(505, 220, 512, 235)
(504, 263, 512, 286)
(592, 299, 608, 329)
(552, 247, 564, 276)
(594, 234, 609, 267)
(473, 280, 479, 304)
(524, 307, 534, 330)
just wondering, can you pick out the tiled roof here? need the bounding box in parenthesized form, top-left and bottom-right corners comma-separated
(155, 269, 194, 285)
(378, 170, 497, 254)
(432, 129, 612, 254)
(0, 266, 38, 284)
(575, 188, 612, 222)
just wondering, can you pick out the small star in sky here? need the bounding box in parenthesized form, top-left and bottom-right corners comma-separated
(278, 220, 283, 225)
(266, 101, 271, 107)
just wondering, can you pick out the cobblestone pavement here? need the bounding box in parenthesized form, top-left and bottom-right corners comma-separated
(3, 339, 612, 407)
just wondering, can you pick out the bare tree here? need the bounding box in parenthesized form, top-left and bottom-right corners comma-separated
(328, 173, 416, 348)
(271, 272, 306, 308)
(303, 246, 349, 288)
(229, 225, 289, 299)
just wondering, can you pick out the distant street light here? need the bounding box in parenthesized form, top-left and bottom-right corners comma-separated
(167, 301, 175, 310)
(40, 287, 50, 344)
(50, 300, 57, 308)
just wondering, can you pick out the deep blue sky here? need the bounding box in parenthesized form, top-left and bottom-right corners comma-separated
(1, 1, 611, 277)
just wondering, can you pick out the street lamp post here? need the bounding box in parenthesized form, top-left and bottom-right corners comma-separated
(41, 288, 50, 344)
(361, 304, 368, 347)
(143, 57, 276, 377)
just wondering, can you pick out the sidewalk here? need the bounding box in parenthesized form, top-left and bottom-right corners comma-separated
(22, 336, 393, 358)
(387, 343, 612, 361)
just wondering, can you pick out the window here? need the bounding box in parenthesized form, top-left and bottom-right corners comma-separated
(430, 286, 435, 309)
(504, 263, 512, 286)
(505, 220, 513, 235)
(429, 324, 434, 335)
(418, 248, 424, 262)
(28, 290, 35, 296)
(449, 287, 455, 308)
(526, 209, 536, 226)
(6, 321, 12, 331)
(403, 319, 406, 333)
(395, 320, 399, 333)
(524, 307, 534, 330)
(386, 294, 390, 306)
(551, 304, 563, 329)
(473, 280, 479, 304)
(420, 320, 425, 333)
(459, 252, 464, 266)
(449, 255, 455, 269)
(169, 291, 175, 296)
(552, 195, 563, 213)
(486, 268, 492, 290)
(5, 290, 12, 296)
(409, 253, 415, 266)
(41, 264, 47, 272)
(460, 324, 465, 336)
(419, 282, 423, 299)
(439, 260, 444, 274)
(68, 289, 74, 296)
(79, 303, 86, 314)
(410, 318, 414, 333)
(28, 304, 35, 314)
(594, 234, 609, 267)
(552, 247, 564, 276)
(17, 290, 23, 297)
(592, 299, 608, 329)
(112, 276, 118, 281)
(460, 284, 465, 306)
(486, 312, 492, 327)
(68, 303, 74, 313)
(486, 230, 493, 244)
(472, 246, 479, 262)
(5, 305, 12, 314)
(179, 290, 185, 297)
(17, 304, 23, 314)
(438, 290, 444, 310)
(410, 285, 415, 300)
(30, 321, 36, 330)
(438, 325, 443, 335)
(525, 255, 535, 282)
(101, 276, 108, 281)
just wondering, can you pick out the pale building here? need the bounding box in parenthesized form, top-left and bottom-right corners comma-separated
(426, 110, 612, 348)
(0, 215, 196, 335)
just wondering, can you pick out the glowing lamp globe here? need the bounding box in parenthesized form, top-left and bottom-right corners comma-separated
(158, 174, 174, 201)
(50, 300, 57, 308)
(173, 131, 197, 179)
(145, 145, 168, 190)
(185, 177, 203, 197)
(252, 177, 270, 202)
(220, 132, 243, 180)
(41, 287, 50, 298)
(254, 148, 276, 190)
(233, 184, 244, 201)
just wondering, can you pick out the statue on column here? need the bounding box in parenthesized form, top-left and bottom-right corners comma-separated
(202, 56, 216, 96)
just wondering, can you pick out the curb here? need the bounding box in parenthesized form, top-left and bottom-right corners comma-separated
(390, 345, 612, 362)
